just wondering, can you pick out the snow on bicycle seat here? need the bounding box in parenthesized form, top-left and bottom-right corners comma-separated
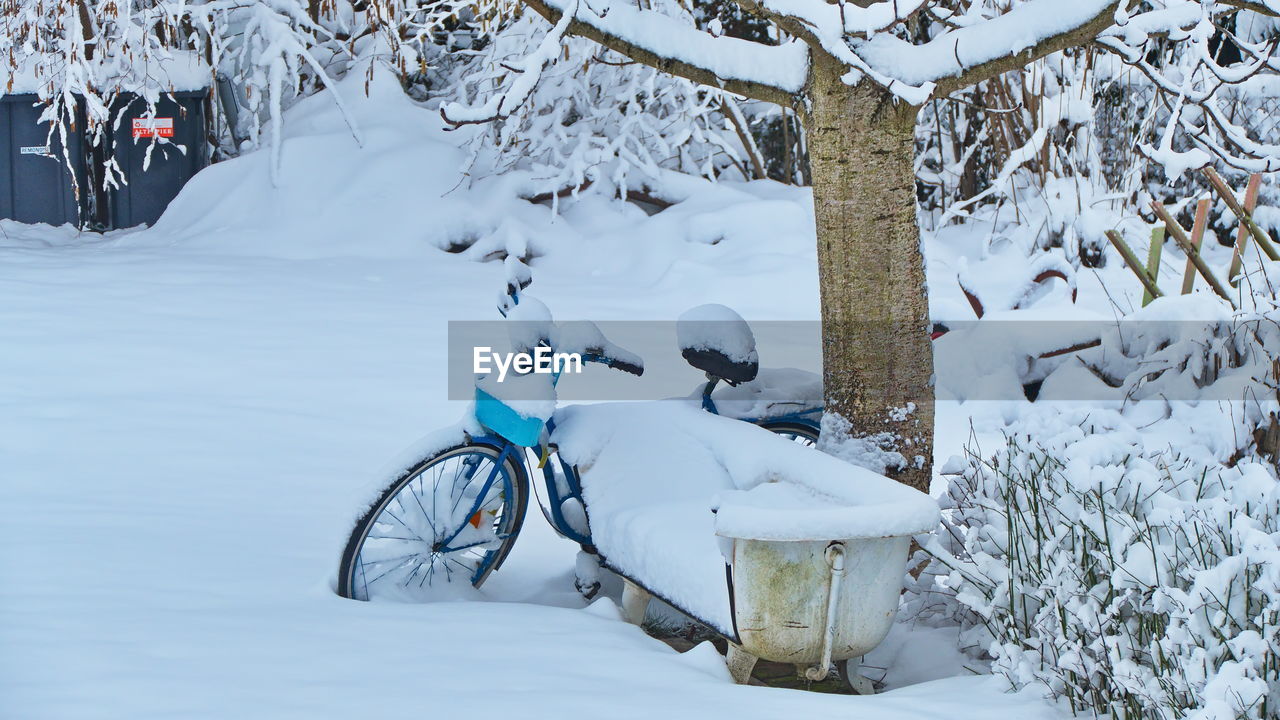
(677, 304, 759, 384)
(549, 401, 938, 637)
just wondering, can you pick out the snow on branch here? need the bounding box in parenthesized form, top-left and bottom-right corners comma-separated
(733, 0, 936, 103)
(434, 10, 752, 203)
(513, 0, 1125, 107)
(520, 0, 810, 106)
(440, 0, 579, 125)
(854, 0, 1122, 95)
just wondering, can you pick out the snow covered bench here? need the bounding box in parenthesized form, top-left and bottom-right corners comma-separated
(549, 401, 939, 688)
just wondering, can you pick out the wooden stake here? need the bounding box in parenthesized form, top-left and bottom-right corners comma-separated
(1106, 229, 1164, 302)
(1182, 199, 1210, 294)
(1202, 168, 1280, 262)
(1144, 226, 1165, 307)
(1228, 173, 1263, 282)
(1150, 202, 1238, 309)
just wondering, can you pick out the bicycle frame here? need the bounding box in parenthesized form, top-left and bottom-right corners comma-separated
(437, 430, 589, 555)
(468, 349, 597, 548)
(467, 301, 821, 549)
(467, 379, 822, 553)
(534, 418, 594, 546)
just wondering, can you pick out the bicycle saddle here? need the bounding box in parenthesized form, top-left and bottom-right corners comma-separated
(677, 304, 759, 385)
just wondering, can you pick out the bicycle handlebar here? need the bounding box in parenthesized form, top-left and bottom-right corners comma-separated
(604, 356, 644, 377)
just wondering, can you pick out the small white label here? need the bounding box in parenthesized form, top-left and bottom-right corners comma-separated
(19, 145, 50, 156)
(132, 118, 174, 139)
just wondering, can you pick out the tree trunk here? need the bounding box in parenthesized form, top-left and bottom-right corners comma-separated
(805, 54, 934, 493)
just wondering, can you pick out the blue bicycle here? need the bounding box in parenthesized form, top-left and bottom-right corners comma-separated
(336, 299, 820, 601)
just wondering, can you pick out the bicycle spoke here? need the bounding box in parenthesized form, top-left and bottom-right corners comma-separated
(408, 481, 438, 539)
(361, 554, 418, 587)
(451, 457, 489, 513)
(444, 554, 479, 577)
(380, 508, 428, 543)
(359, 549, 421, 569)
(440, 536, 502, 553)
(402, 561, 423, 587)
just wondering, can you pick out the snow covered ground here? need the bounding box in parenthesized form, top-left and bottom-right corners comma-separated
(0, 74, 1076, 719)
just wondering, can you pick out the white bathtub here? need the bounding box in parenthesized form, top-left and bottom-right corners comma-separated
(721, 532, 914, 689)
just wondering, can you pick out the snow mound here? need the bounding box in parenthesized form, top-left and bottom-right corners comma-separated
(138, 68, 524, 260)
(92, 65, 819, 310)
(957, 251, 1076, 318)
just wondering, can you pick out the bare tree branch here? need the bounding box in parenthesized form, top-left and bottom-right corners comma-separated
(1218, 0, 1280, 17)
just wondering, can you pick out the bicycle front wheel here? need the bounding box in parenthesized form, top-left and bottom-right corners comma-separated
(338, 442, 529, 601)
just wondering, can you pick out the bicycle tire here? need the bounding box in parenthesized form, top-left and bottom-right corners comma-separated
(337, 441, 529, 600)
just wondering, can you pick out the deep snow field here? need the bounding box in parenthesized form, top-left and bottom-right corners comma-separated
(0, 73, 1109, 719)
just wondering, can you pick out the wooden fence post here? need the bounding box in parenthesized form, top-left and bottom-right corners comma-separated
(1228, 173, 1263, 282)
(1106, 229, 1165, 303)
(1150, 202, 1238, 310)
(1144, 226, 1165, 307)
(1203, 168, 1279, 263)
(1182, 199, 1210, 294)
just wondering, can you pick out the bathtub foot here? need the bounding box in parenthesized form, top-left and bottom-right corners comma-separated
(574, 550, 601, 600)
(620, 579, 651, 625)
(725, 643, 758, 685)
(841, 658, 876, 695)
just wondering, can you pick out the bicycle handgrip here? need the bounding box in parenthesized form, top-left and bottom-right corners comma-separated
(607, 357, 644, 376)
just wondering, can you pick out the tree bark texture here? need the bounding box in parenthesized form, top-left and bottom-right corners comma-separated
(805, 54, 934, 492)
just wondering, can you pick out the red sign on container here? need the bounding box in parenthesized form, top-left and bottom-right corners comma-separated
(132, 118, 174, 139)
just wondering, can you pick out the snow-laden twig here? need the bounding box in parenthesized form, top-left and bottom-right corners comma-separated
(434, 11, 749, 198)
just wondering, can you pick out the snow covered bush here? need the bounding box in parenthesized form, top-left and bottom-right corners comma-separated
(925, 430, 1279, 720)
(910, 292, 1280, 720)
(435, 10, 756, 199)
